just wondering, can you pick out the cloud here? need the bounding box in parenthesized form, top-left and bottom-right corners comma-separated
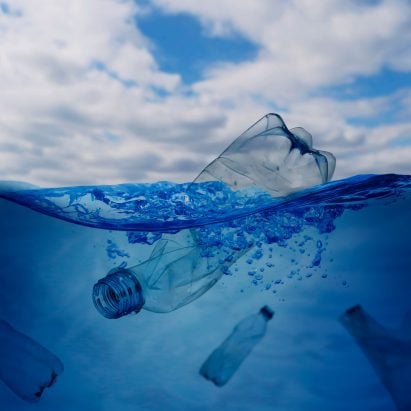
(0, 0, 228, 185)
(152, 0, 411, 178)
(155, 0, 411, 91)
(0, 0, 410, 186)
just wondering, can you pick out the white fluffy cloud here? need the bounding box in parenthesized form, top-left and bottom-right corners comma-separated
(0, 0, 225, 185)
(0, 0, 410, 186)
(153, 0, 411, 177)
(155, 0, 411, 95)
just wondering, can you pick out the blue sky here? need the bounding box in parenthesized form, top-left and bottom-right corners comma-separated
(137, 10, 258, 85)
(137, 6, 411, 128)
(0, 0, 410, 186)
(138, 8, 411, 105)
(324, 68, 411, 100)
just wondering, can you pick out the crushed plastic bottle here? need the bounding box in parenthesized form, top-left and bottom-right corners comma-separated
(199, 305, 274, 386)
(340, 305, 411, 411)
(0, 319, 63, 402)
(193, 113, 336, 196)
(93, 114, 335, 318)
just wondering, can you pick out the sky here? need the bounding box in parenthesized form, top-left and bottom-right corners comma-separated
(0, 0, 410, 186)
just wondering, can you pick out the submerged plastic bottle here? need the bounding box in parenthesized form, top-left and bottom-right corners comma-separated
(93, 231, 249, 316)
(0, 319, 63, 402)
(93, 114, 336, 318)
(340, 305, 411, 411)
(199, 305, 274, 386)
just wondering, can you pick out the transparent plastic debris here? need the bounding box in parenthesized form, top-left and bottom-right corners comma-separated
(0, 319, 63, 402)
(93, 114, 336, 318)
(340, 305, 411, 411)
(194, 113, 336, 196)
(199, 306, 274, 387)
(93, 230, 251, 316)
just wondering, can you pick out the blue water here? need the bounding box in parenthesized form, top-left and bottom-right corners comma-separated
(0, 173, 410, 410)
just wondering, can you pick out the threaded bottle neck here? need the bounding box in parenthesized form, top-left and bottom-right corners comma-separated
(92, 268, 144, 319)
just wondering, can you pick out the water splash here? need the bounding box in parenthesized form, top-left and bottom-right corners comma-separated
(0, 174, 409, 293)
(0, 174, 408, 233)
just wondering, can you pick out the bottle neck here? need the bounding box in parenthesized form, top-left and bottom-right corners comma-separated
(92, 268, 145, 319)
(260, 305, 274, 320)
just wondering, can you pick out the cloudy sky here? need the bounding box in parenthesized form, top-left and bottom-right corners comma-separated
(0, 0, 410, 186)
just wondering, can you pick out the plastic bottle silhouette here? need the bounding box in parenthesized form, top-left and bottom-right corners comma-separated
(93, 114, 335, 318)
(340, 305, 411, 411)
(199, 305, 274, 386)
(0, 319, 63, 402)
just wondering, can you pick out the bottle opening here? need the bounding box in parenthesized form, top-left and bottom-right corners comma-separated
(260, 305, 274, 320)
(345, 304, 362, 316)
(92, 269, 144, 319)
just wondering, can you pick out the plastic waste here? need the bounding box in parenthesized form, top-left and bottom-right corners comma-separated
(340, 305, 411, 411)
(92, 114, 336, 318)
(199, 305, 274, 386)
(0, 319, 63, 402)
(193, 113, 336, 196)
(93, 230, 250, 316)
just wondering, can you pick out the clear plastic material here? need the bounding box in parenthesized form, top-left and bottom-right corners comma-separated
(93, 231, 249, 316)
(194, 113, 336, 196)
(93, 114, 336, 318)
(0, 319, 63, 402)
(340, 305, 411, 411)
(199, 306, 274, 386)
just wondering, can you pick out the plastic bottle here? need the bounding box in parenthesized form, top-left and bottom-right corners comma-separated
(193, 113, 335, 195)
(93, 231, 250, 316)
(340, 305, 411, 411)
(0, 319, 63, 402)
(92, 114, 335, 318)
(199, 305, 274, 386)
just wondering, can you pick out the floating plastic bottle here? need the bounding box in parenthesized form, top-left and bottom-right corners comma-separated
(199, 305, 274, 386)
(194, 113, 335, 195)
(93, 114, 335, 318)
(340, 305, 411, 411)
(0, 319, 63, 402)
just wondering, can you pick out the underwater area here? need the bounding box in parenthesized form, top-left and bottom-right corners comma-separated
(0, 115, 410, 410)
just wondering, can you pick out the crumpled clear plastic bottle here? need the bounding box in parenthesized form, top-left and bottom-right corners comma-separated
(340, 305, 411, 411)
(193, 113, 335, 195)
(92, 113, 336, 318)
(199, 305, 274, 386)
(0, 319, 63, 402)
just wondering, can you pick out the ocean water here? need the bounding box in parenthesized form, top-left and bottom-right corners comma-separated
(0, 173, 410, 410)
